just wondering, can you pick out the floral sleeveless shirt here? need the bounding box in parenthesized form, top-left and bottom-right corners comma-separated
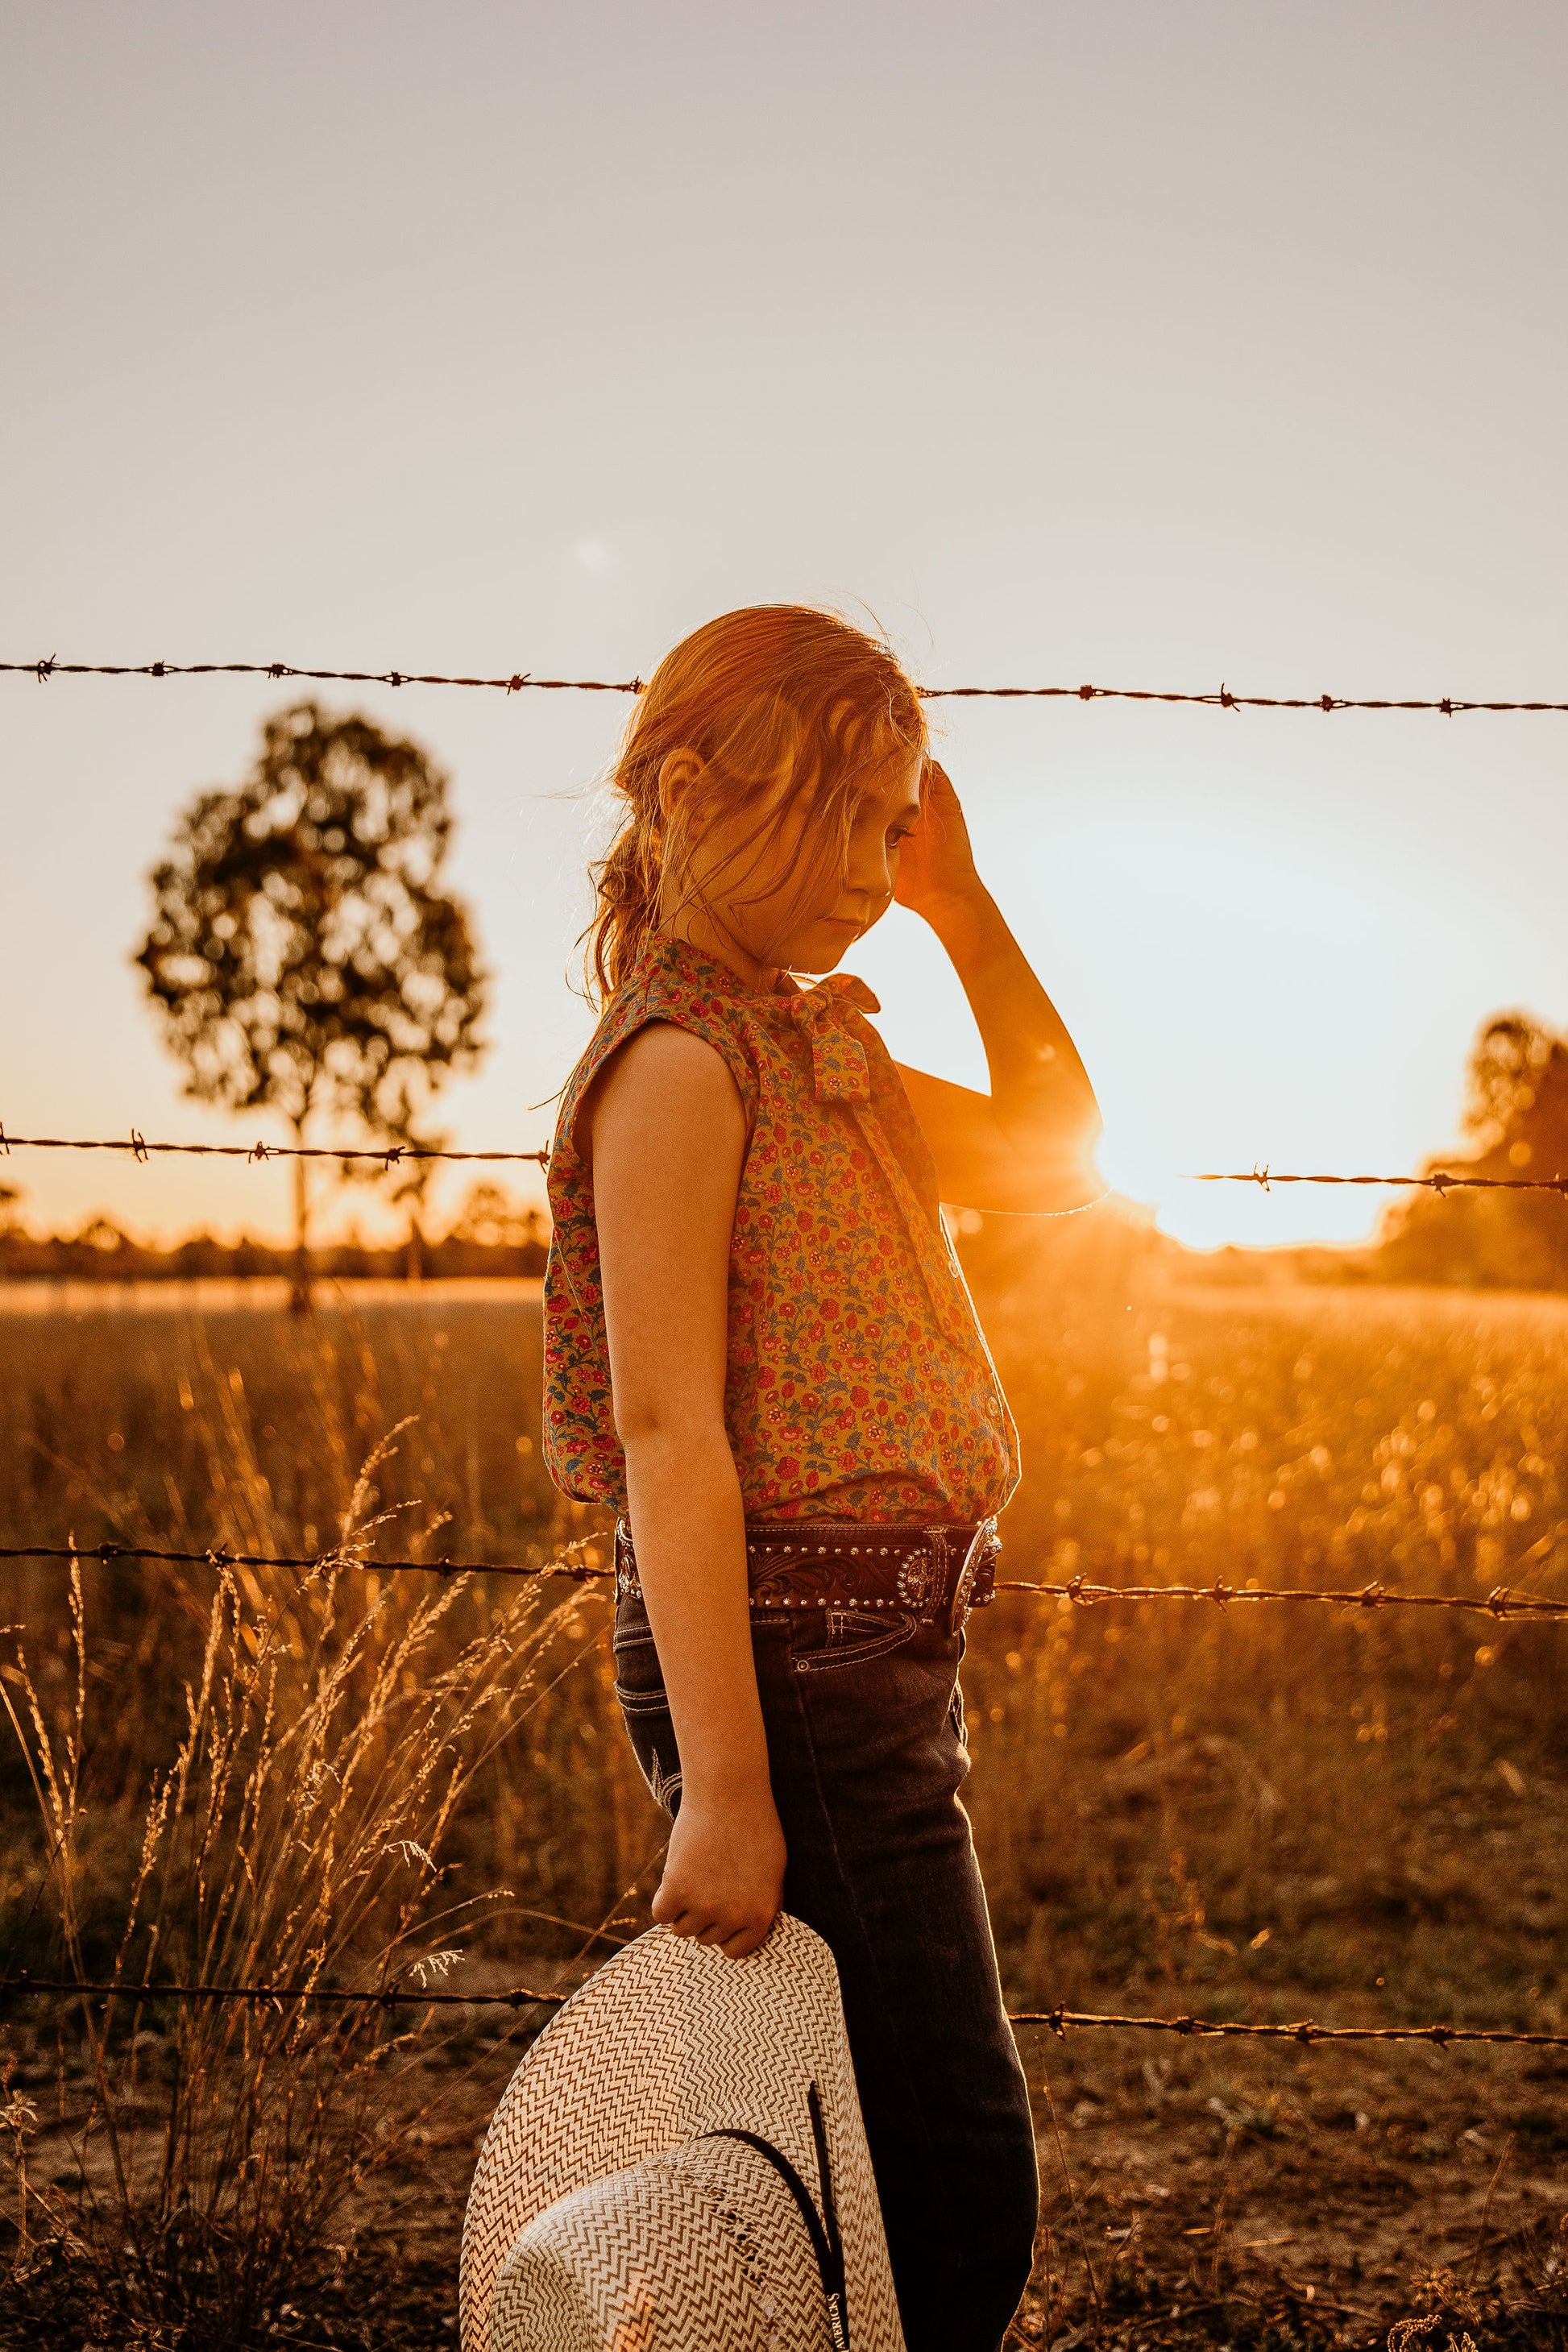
(542, 935, 1019, 1524)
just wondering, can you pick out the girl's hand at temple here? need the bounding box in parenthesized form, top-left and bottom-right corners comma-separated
(888, 761, 1105, 1215)
(892, 761, 983, 920)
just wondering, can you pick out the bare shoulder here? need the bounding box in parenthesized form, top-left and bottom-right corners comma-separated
(579, 1020, 745, 1162)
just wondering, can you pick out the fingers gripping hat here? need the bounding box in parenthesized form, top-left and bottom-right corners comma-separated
(460, 1913, 906, 2352)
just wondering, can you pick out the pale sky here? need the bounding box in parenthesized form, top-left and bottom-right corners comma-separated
(3, 1, 1566, 1252)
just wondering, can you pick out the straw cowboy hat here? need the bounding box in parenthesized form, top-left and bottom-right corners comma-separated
(460, 1912, 905, 2352)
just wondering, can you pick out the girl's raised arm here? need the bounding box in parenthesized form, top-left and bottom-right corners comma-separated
(581, 1022, 786, 1957)
(893, 765, 1105, 1215)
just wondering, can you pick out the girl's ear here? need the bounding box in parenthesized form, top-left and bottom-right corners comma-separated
(657, 748, 707, 828)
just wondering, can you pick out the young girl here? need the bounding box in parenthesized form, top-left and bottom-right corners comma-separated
(543, 606, 1101, 2352)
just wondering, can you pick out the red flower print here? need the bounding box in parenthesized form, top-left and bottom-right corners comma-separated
(541, 935, 1016, 1523)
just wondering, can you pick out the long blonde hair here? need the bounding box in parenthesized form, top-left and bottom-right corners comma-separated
(584, 606, 927, 999)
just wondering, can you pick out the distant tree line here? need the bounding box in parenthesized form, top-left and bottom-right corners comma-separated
(0, 1182, 548, 1284)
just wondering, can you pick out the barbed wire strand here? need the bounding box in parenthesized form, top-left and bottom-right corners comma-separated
(993, 1574, 1568, 1620)
(4, 1130, 1566, 1196)
(3, 659, 645, 695)
(0, 1127, 545, 1168)
(4, 1539, 1564, 1622)
(0, 1972, 566, 2012)
(1188, 1165, 1568, 1196)
(2, 1973, 1562, 2048)
(1009, 2010, 1568, 2050)
(6, 657, 1568, 715)
(0, 1540, 603, 1583)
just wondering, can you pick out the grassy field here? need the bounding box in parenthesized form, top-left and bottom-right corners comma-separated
(2, 1247, 1566, 2346)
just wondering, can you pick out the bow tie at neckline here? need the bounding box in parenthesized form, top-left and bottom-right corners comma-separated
(785, 972, 881, 1101)
(787, 970, 881, 1018)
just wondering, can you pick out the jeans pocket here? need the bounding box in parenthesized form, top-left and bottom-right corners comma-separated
(612, 1602, 682, 1812)
(611, 1591, 659, 1690)
(788, 1606, 919, 1676)
(611, 1635, 670, 1717)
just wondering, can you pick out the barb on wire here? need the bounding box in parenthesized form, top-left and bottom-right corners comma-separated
(6, 657, 1568, 713)
(0, 1128, 547, 1167)
(1187, 1164, 1568, 1196)
(4, 1973, 1563, 2050)
(6, 1539, 1563, 1623)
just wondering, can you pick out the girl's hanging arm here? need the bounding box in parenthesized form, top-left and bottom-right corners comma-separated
(893, 765, 1105, 1215)
(582, 1021, 786, 1960)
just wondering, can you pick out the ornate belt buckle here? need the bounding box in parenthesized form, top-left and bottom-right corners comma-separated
(942, 1517, 999, 1633)
(966, 1516, 1000, 1611)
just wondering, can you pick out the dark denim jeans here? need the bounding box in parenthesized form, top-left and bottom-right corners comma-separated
(613, 1590, 1039, 2352)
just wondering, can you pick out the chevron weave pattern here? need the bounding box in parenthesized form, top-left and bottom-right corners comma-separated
(459, 1915, 904, 2352)
(493, 2134, 839, 2350)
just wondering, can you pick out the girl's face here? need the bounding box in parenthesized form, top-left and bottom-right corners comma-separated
(670, 750, 926, 981)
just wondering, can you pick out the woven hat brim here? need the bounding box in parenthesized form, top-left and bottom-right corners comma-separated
(459, 1914, 903, 2352)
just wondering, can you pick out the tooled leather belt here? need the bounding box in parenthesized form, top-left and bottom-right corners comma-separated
(613, 1516, 1001, 1636)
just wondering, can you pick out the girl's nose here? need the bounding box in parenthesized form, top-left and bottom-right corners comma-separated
(844, 840, 894, 909)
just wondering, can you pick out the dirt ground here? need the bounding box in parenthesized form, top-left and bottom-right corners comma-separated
(1015, 2026, 1568, 2348)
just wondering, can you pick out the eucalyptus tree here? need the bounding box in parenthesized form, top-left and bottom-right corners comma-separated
(137, 703, 487, 1306)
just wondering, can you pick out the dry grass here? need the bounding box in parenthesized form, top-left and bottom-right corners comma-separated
(2, 1249, 1567, 2343)
(0, 1291, 645, 1968)
(1, 1300, 619, 2345)
(956, 1236, 1568, 2039)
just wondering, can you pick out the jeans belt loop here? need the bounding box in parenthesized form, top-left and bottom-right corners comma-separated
(614, 1517, 641, 1599)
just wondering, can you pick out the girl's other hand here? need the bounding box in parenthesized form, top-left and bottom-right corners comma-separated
(893, 761, 983, 922)
(651, 1786, 787, 1960)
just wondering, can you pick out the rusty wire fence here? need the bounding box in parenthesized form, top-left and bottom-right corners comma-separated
(4, 657, 1568, 2069)
(7, 650, 1568, 712)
